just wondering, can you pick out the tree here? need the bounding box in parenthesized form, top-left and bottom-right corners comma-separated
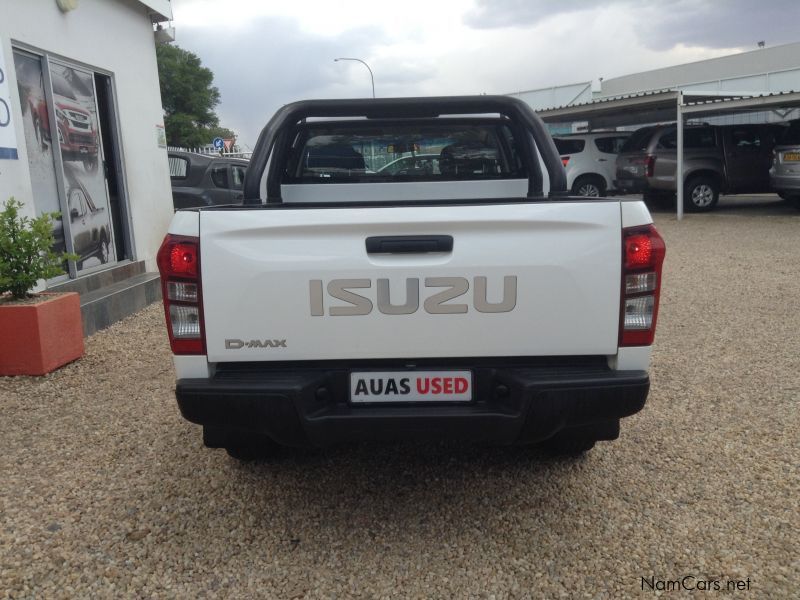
(156, 44, 235, 148)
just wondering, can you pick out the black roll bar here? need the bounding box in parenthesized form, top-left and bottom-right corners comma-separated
(242, 95, 568, 204)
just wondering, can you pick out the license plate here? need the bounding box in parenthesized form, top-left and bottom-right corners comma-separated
(80, 147, 88, 154)
(350, 370, 472, 403)
(783, 152, 800, 161)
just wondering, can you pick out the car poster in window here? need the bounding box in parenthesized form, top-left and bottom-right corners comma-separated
(51, 62, 116, 270)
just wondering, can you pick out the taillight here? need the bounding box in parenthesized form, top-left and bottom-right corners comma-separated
(645, 155, 656, 178)
(561, 156, 570, 167)
(157, 234, 205, 355)
(620, 224, 665, 346)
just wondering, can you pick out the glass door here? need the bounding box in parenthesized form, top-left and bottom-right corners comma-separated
(49, 60, 116, 272)
(12, 50, 68, 263)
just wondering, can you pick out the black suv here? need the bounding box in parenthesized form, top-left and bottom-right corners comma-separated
(168, 151, 249, 210)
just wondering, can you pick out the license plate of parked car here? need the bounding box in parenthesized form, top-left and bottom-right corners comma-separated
(350, 371, 473, 403)
(784, 152, 800, 161)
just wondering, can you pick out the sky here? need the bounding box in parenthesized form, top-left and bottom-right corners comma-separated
(170, 0, 799, 149)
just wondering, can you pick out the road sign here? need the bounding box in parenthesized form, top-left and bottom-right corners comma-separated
(212, 137, 224, 150)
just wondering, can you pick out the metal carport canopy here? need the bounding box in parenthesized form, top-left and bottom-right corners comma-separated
(535, 89, 800, 219)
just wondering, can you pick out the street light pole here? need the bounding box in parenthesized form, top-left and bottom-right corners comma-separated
(334, 57, 375, 98)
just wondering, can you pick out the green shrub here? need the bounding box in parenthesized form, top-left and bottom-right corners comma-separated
(0, 198, 77, 299)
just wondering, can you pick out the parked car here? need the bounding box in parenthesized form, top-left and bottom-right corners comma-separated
(769, 119, 800, 208)
(65, 167, 111, 268)
(168, 151, 249, 210)
(553, 132, 631, 196)
(615, 123, 782, 211)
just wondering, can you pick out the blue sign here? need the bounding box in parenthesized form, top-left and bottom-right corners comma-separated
(213, 137, 224, 150)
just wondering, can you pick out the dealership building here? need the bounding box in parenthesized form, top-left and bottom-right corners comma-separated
(0, 0, 174, 333)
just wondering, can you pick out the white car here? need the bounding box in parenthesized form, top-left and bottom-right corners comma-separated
(554, 132, 631, 196)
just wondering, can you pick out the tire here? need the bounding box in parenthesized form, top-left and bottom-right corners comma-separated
(225, 433, 280, 462)
(98, 237, 110, 264)
(684, 176, 719, 212)
(572, 175, 606, 197)
(539, 432, 596, 456)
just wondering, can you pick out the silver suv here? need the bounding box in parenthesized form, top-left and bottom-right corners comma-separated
(553, 132, 630, 196)
(770, 120, 800, 209)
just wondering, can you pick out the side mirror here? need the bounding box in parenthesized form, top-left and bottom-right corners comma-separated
(70, 208, 79, 221)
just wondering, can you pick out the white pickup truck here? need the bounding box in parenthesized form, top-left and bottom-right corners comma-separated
(156, 96, 665, 460)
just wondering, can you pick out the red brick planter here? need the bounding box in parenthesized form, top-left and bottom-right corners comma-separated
(0, 292, 84, 376)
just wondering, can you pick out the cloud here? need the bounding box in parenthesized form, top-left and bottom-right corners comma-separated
(464, 0, 610, 29)
(464, 0, 799, 50)
(174, 16, 438, 147)
(170, 0, 794, 148)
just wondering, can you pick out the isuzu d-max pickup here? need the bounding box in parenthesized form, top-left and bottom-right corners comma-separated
(156, 96, 666, 460)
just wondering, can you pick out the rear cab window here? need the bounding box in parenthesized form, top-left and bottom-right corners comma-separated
(283, 120, 527, 184)
(553, 138, 585, 155)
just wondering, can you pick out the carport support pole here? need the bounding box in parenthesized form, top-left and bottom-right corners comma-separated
(676, 92, 684, 220)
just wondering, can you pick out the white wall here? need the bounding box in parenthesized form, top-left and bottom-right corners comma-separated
(0, 0, 173, 273)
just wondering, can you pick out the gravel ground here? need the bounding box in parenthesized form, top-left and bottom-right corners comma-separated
(1, 196, 798, 598)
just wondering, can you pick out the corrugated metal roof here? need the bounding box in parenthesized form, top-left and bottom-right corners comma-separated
(537, 88, 800, 115)
(538, 88, 678, 113)
(682, 89, 799, 106)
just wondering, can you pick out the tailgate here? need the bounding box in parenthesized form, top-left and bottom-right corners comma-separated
(200, 201, 622, 362)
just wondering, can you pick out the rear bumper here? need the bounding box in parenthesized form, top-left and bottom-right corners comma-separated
(770, 173, 800, 192)
(175, 360, 649, 447)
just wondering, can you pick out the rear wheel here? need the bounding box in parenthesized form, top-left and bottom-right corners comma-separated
(684, 176, 719, 212)
(572, 175, 606, 197)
